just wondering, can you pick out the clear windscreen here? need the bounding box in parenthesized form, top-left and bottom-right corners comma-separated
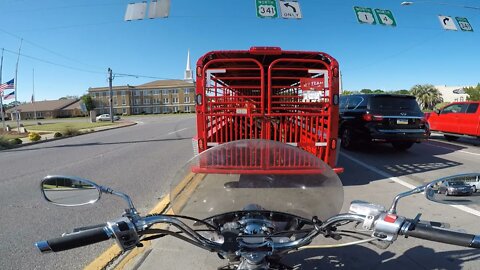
(169, 140, 344, 221)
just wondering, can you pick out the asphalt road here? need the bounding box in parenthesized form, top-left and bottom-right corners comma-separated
(0, 114, 197, 270)
(1, 115, 479, 270)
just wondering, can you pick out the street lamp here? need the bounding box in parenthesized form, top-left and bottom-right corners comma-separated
(400, 1, 480, 10)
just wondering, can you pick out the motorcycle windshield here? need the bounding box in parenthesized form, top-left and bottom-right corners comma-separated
(170, 140, 344, 221)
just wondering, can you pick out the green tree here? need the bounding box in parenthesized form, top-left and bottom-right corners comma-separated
(360, 89, 372, 94)
(59, 95, 79, 100)
(393, 89, 410, 95)
(463, 84, 480, 101)
(410, 84, 443, 110)
(81, 95, 95, 111)
(373, 89, 384, 93)
(341, 90, 355, 95)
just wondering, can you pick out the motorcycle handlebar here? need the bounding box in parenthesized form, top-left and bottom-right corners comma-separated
(35, 227, 111, 253)
(403, 222, 480, 248)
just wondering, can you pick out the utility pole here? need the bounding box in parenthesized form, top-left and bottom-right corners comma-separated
(0, 48, 5, 131)
(108, 68, 114, 123)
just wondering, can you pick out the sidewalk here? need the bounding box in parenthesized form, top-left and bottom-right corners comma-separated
(16, 121, 137, 145)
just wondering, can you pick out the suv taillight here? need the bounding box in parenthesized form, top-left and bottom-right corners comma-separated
(363, 114, 383, 122)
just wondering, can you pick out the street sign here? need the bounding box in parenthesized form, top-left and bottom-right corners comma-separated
(374, 9, 396, 27)
(255, 0, 278, 19)
(438, 15, 458, 31)
(354, 6, 376, 25)
(279, 0, 302, 19)
(456, 17, 474, 32)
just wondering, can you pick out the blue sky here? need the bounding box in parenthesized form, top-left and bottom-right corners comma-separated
(0, 0, 479, 102)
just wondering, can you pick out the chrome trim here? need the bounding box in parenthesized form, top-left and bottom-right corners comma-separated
(470, 235, 480, 248)
(35, 241, 53, 253)
(388, 186, 424, 214)
(377, 129, 426, 133)
(380, 116, 423, 119)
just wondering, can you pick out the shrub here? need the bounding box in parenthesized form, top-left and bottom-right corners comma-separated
(0, 136, 11, 148)
(63, 127, 81, 136)
(28, 132, 41, 142)
(10, 138, 23, 145)
(53, 132, 63, 138)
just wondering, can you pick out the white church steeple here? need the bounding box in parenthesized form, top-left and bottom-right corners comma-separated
(184, 49, 193, 81)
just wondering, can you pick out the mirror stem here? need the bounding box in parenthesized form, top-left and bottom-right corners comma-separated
(100, 187, 138, 216)
(388, 186, 425, 214)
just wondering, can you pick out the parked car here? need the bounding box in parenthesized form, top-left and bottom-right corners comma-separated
(438, 181, 474, 196)
(425, 101, 480, 141)
(339, 94, 429, 150)
(96, 114, 120, 121)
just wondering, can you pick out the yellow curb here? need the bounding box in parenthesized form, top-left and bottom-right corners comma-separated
(84, 172, 197, 270)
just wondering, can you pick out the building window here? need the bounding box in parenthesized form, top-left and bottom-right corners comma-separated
(185, 106, 191, 113)
(144, 98, 150, 104)
(173, 97, 179, 103)
(184, 96, 191, 103)
(113, 97, 118, 106)
(172, 89, 178, 94)
(153, 90, 160, 95)
(460, 96, 464, 102)
(145, 107, 152, 113)
(133, 108, 139, 114)
(162, 89, 169, 95)
(134, 90, 141, 96)
(152, 98, 160, 104)
(163, 107, 170, 113)
(184, 88, 193, 94)
(122, 108, 127, 114)
(143, 90, 149, 96)
(163, 98, 169, 104)
(121, 90, 126, 96)
(122, 97, 126, 105)
(134, 99, 141, 105)
(103, 92, 107, 97)
(173, 106, 178, 113)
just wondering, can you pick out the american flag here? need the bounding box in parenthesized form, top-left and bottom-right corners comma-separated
(4, 90, 15, 100)
(0, 79, 15, 93)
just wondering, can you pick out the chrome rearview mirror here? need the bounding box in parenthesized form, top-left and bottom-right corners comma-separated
(425, 173, 480, 206)
(41, 175, 101, 206)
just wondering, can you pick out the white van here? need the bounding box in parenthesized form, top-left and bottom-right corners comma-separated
(462, 175, 480, 192)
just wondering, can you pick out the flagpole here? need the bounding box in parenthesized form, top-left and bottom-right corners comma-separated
(14, 39, 23, 133)
(0, 48, 5, 131)
(33, 68, 36, 121)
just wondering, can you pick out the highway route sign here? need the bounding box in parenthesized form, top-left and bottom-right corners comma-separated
(456, 17, 474, 32)
(256, 0, 278, 18)
(374, 9, 396, 27)
(354, 6, 376, 25)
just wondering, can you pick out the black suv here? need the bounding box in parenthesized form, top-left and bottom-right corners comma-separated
(339, 94, 429, 150)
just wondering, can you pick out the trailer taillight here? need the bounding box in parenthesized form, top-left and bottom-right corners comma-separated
(196, 66, 202, 77)
(249, 46, 282, 55)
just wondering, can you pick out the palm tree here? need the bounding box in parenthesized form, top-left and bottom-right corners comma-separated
(410, 84, 443, 110)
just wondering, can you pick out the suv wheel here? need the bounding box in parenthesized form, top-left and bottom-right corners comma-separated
(444, 135, 459, 141)
(391, 141, 414, 151)
(341, 128, 355, 150)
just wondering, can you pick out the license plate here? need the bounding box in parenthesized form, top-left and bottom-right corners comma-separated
(397, 119, 409, 125)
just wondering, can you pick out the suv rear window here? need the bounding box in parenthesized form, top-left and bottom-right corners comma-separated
(369, 96, 421, 112)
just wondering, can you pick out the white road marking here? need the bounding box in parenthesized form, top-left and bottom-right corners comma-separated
(425, 142, 480, 156)
(340, 152, 480, 217)
(167, 128, 188, 135)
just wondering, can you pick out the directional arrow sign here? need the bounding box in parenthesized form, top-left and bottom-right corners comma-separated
(456, 17, 474, 32)
(256, 0, 278, 18)
(438, 15, 457, 31)
(354, 6, 376, 25)
(279, 0, 302, 19)
(374, 9, 396, 27)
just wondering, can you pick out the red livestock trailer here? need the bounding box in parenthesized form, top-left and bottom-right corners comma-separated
(193, 47, 342, 173)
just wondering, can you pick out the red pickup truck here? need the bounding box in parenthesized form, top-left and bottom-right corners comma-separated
(425, 101, 480, 141)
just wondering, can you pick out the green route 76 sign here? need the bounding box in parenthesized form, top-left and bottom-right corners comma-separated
(256, 0, 278, 18)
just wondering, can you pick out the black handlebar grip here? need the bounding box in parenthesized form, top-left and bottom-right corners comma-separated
(36, 227, 110, 253)
(73, 223, 108, 233)
(405, 223, 478, 248)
